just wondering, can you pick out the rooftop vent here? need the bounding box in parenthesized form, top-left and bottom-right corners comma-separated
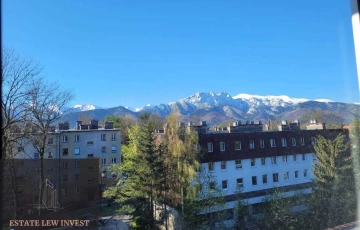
(250, 121, 255, 125)
(281, 120, 288, 125)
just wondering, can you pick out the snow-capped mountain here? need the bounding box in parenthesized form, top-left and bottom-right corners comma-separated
(62, 92, 360, 126)
(72, 103, 105, 112)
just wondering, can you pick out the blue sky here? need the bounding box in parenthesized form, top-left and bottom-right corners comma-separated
(3, 0, 359, 108)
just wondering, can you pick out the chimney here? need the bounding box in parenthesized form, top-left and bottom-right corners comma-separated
(90, 120, 98, 129)
(258, 121, 262, 125)
(188, 121, 193, 127)
(250, 121, 254, 125)
(281, 120, 287, 125)
(105, 121, 114, 129)
(77, 121, 82, 130)
(233, 122, 237, 127)
(200, 121, 206, 126)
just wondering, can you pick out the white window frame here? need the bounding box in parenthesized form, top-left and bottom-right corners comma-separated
(111, 134, 116, 140)
(75, 174, 80, 181)
(261, 157, 266, 165)
(207, 142, 213, 152)
(271, 156, 277, 165)
(102, 158, 107, 166)
(260, 139, 265, 148)
(235, 159, 242, 169)
(111, 157, 117, 164)
(75, 160, 80, 168)
(281, 138, 287, 147)
(75, 187, 80, 194)
(301, 137, 305, 145)
(101, 134, 106, 141)
(221, 161, 226, 170)
(251, 158, 256, 167)
(273, 173, 279, 182)
(292, 137, 296, 146)
(102, 146, 106, 153)
(295, 171, 299, 179)
(270, 139, 276, 147)
(284, 172, 290, 180)
(249, 140, 255, 149)
(237, 178, 244, 188)
(111, 145, 117, 152)
(283, 155, 288, 163)
(75, 135, 80, 142)
(220, 142, 226, 152)
(62, 135, 68, 143)
(262, 174, 268, 184)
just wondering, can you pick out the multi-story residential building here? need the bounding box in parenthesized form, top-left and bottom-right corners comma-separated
(9, 119, 121, 218)
(189, 120, 349, 228)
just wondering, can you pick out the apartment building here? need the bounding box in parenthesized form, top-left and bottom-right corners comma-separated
(9, 119, 121, 218)
(190, 120, 349, 228)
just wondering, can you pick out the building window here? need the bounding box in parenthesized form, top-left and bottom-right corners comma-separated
(304, 169, 308, 177)
(88, 166, 94, 170)
(62, 161, 68, 169)
(262, 174, 267, 184)
(292, 137, 296, 146)
(221, 161, 226, 170)
(62, 135, 68, 142)
(271, 156, 277, 165)
(261, 157, 266, 166)
(75, 160, 80, 168)
(87, 141, 94, 145)
(102, 146, 106, 153)
(249, 140, 255, 149)
(295, 171, 299, 178)
(62, 148, 68, 156)
(33, 182, 38, 189)
(88, 154, 94, 158)
(222, 180, 228, 189)
(235, 159, 242, 169)
(47, 138, 54, 145)
(302, 153, 306, 161)
(311, 137, 318, 146)
(47, 167, 53, 173)
(48, 152, 53, 158)
(75, 174, 80, 181)
(101, 134, 106, 141)
(74, 148, 80, 155)
(62, 188, 67, 196)
(220, 142, 225, 151)
(209, 181, 215, 190)
(283, 155, 288, 163)
(235, 141, 241, 150)
(111, 134, 116, 140)
(252, 176, 257, 185)
(75, 187, 80, 194)
(111, 145, 117, 152)
(62, 175, 68, 182)
(75, 135, 80, 142)
(273, 173, 279, 182)
(207, 142, 213, 152)
(208, 162, 214, 171)
(195, 143, 200, 153)
(270, 139, 276, 147)
(111, 158, 117, 164)
(237, 178, 243, 188)
(102, 158, 106, 166)
(251, 158, 255, 167)
(260, 139, 265, 148)
(293, 154, 297, 162)
(284, 172, 289, 180)
(33, 196, 39, 203)
(281, 138, 287, 147)
(301, 137, 305, 145)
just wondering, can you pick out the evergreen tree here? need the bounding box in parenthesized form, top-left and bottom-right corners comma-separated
(104, 114, 166, 229)
(309, 134, 356, 229)
(350, 114, 360, 220)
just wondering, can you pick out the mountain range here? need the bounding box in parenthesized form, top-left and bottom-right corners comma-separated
(59, 92, 360, 127)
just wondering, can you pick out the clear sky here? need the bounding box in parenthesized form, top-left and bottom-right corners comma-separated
(3, 0, 360, 108)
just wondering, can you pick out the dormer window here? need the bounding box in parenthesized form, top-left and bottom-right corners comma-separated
(220, 142, 225, 152)
(270, 139, 276, 147)
(249, 140, 255, 149)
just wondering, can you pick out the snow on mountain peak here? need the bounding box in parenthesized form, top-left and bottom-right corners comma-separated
(233, 93, 308, 104)
(72, 103, 98, 111)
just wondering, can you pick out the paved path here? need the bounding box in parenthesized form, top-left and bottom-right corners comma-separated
(99, 215, 131, 230)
